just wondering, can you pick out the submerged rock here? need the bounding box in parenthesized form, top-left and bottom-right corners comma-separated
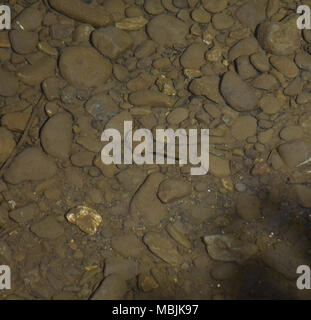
(257, 16, 301, 56)
(147, 14, 188, 46)
(0, 127, 16, 165)
(158, 178, 192, 203)
(130, 173, 167, 226)
(0, 68, 19, 97)
(4, 148, 57, 185)
(143, 231, 184, 266)
(49, 0, 110, 27)
(129, 90, 177, 108)
(92, 26, 133, 60)
(66, 206, 102, 235)
(91, 274, 127, 300)
(220, 72, 258, 111)
(59, 46, 112, 88)
(41, 112, 73, 160)
(204, 234, 257, 263)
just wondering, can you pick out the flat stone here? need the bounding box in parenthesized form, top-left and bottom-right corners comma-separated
(144, 0, 165, 15)
(259, 95, 284, 114)
(9, 30, 38, 55)
(116, 16, 148, 31)
(111, 234, 145, 257)
(59, 46, 112, 88)
(49, 0, 110, 27)
(202, 0, 228, 13)
(1, 111, 31, 132)
(220, 72, 259, 112)
(167, 108, 189, 125)
(252, 73, 279, 91)
(143, 231, 183, 266)
(17, 56, 56, 86)
(278, 140, 311, 169)
(9, 203, 39, 224)
(0, 68, 18, 97)
(228, 37, 259, 61)
(236, 1, 265, 30)
(0, 127, 16, 165)
(158, 178, 192, 203)
(116, 167, 147, 192)
(104, 256, 138, 280)
(147, 14, 188, 46)
(41, 112, 73, 160)
(91, 274, 127, 300)
(180, 43, 208, 70)
(270, 56, 299, 78)
(189, 76, 222, 103)
(4, 148, 57, 184)
(257, 16, 301, 56)
(130, 173, 167, 226)
(231, 116, 257, 140)
(31, 216, 64, 239)
(280, 126, 303, 141)
(92, 26, 133, 60)
(209, 154, 231, 177)
(129, 90, 177, 108)
(85, 93, 119, 121)
(204, 234, 257, 263)
(105, 111, 133, 136)
(14, 7, 43, 31)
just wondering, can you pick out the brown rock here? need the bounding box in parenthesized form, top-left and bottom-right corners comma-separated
(278, 140, 311, 169)
(202, 0, 228, 13)
(147, 14, 188, 46)
(130, 173, 167, 226)
(4, 148, 57, 184)
(9, 203, 39, 224)
(31, 216, 64, 239)
(143, 231, 183, 266)
(91, 274, 127, 300)
(9, 30, 38, 54)
(17, 56, 56, 86)
(1, 111, 31, 132)
(212, 13, 234, 30)
(49, 0, 110, 27)
(228, 37, 259, 61)
(236, 193, 261, 221)
(220, 72, 259, 112)
(270, 56, 299, 78)
(41, 112, 73, 160)
(59, 46, 112, 88)
(158, 178, 192, 203)
(231, 116, 257, 140)
(92, 26, 133, 60)
(14, 7, 43, 31)
(180, 43, 207, 70)
(0, 127, 16, 165)
(111, 234, 144, 257)
(252, 73, 279, 91)
(189, 76, 222, 103)
(0, 68, 18, 97)
(209, 154, 231, 177)
(257, 16, 301, 56)
(129, 90, 177, 108)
